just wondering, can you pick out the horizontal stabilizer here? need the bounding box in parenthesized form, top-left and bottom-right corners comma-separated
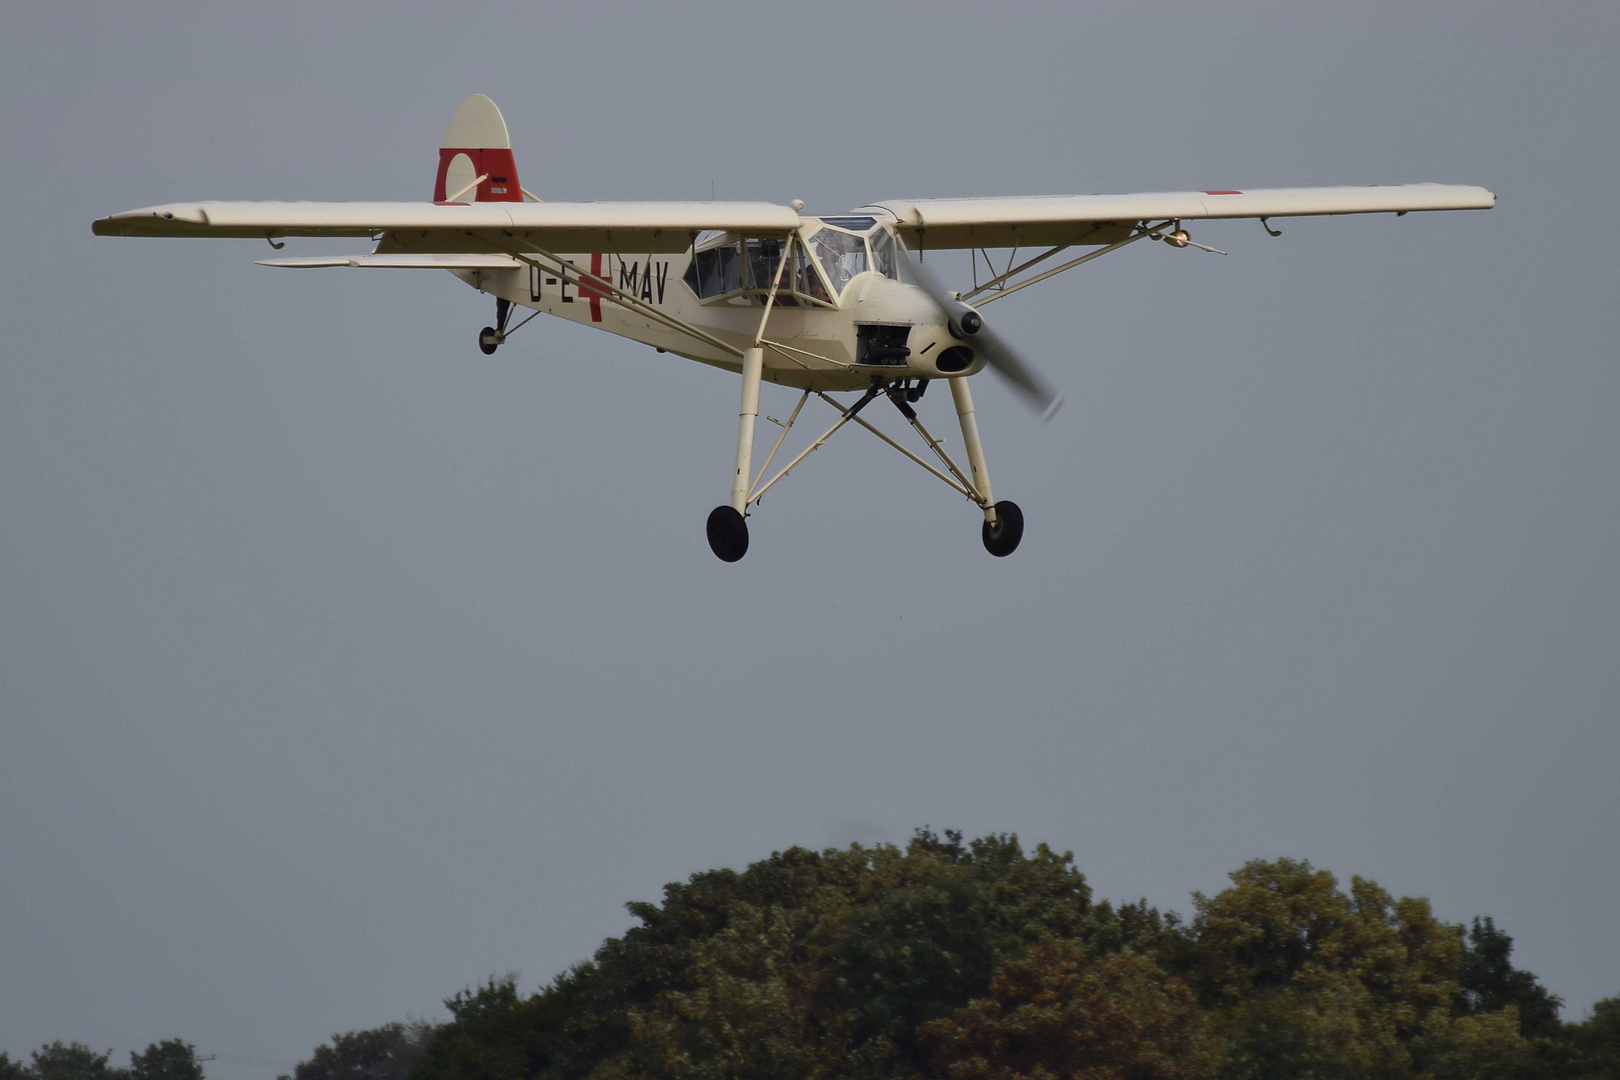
(257, 253, 523, 269)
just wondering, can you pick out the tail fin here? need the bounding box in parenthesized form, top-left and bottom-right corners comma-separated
(434, 94, 524, 203)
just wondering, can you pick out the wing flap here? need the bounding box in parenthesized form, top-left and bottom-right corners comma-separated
(256, 253, 523, 269)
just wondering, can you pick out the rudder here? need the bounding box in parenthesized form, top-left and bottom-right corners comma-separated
(434, 94, 524, 203)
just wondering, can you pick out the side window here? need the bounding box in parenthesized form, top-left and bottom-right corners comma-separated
(683, 241, 743, 299)
(811, 228, 868, 294)
(796, 242, 830, 303)
(745, 238, 789, 290)
(683, 236, 836, 306)
(707, 244, 742, 295)
(744, 237, 801, 305)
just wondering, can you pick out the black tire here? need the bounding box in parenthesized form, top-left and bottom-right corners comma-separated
(478, 326, 499, 355)
(981, 500, 1024, 557)
(706, 505, 749, 562)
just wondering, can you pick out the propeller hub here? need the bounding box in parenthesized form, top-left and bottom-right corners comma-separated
(897, 243, 1061, 419)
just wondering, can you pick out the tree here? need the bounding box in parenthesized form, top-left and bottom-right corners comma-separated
(1, 1053, 32, 1080)
(29, 1044, 127, 1080)
(1172, 858, 1548, 1079)
(919, 938, 1217, 1080)
(296, 1021, 435, 1080)
(594, 905, 822, 1080)
(407, 974, 573, 1080)
(1422, 1008, 1533, 1080)
(129, 1041, 202, 1080)
(1456, 917, 1563, 1038)
(1566, 997, 1620, 1080)
(400, 838, 1573, 1080)
(410, 831, 1108, 1080)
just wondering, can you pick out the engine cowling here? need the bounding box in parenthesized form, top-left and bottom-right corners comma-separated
(907, 323, 986, 378)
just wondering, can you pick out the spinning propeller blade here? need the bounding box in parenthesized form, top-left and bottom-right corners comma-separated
(898, 246, 1064, 421)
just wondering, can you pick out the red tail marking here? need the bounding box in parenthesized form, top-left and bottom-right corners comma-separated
(433, 148, 523, 202)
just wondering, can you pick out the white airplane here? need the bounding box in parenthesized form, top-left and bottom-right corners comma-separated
(94, 95, 1493, 561)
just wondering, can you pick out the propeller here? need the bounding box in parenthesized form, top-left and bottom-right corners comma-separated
(897, 245, 1064, 421)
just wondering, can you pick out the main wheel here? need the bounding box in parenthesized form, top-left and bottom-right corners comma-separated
(706, 506, 749, 562)
(981, 500, 1024, 557)
(478, 326, 500, 355)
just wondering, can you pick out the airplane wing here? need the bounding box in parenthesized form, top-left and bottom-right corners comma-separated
(860, 183, 1495, 248)
(91, 200, 804, 254)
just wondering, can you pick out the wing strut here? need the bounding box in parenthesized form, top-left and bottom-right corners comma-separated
(964, 221, 1169, 307)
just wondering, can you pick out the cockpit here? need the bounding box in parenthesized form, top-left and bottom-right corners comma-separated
(682, 215, 902, 306)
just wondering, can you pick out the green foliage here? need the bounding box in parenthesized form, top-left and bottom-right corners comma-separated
(408, 975, 571, 1080)
(29, 1044, 127, 1080)
(410, 830, 1099, 1080)
(4, 1042, 202, 1080)
(1172, 858, 1558, 1080)
(128, 1041, 202, 1080)
(396, 841, 1603, 1080)
(1457, 917, 1564, 1038)
(294, 1021, 436, 1080)
(14, 835, 1608, 1080)
(1426, 1008, 1533, 1080)
(1565, 998, 1620, 1080)
(918, 939, 1218, 1079)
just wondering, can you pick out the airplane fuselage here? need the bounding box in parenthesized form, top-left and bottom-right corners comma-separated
(431, 217, 986, 392)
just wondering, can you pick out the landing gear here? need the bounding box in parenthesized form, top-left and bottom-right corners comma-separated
(705, 364, 1025, 560)
(478, 297, 513, 354)
(982, 500, 1024, 557)
(948, 378, 1023, 557)
(707, 346, 765, 562)
(706, 506, 749, 562)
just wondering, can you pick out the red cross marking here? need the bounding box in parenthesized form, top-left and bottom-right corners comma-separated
(579, 253, 606, 323)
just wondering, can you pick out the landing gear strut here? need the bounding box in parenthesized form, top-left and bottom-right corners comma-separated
(705, 367, 1026, 561)
(707, 346, 764, 561)
(947, 377, 1024, 557)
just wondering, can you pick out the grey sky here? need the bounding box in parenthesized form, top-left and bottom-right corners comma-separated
(3, 2, 1617, 1077)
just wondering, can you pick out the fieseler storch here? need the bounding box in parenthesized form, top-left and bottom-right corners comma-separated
(94, 95, 1493, 562)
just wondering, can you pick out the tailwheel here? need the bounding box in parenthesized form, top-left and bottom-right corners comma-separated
(479, 298, 512, 355)
(706, 506, 749, 562)
(982, 500, 1024, 557)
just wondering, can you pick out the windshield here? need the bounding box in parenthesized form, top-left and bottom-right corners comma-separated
(870, 228, 898, 279)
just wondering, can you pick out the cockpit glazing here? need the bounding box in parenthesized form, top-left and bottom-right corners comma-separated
(683, 216, 901, 306)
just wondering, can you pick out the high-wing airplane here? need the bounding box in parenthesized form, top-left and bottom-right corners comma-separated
(94, 95, 1494, 561)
